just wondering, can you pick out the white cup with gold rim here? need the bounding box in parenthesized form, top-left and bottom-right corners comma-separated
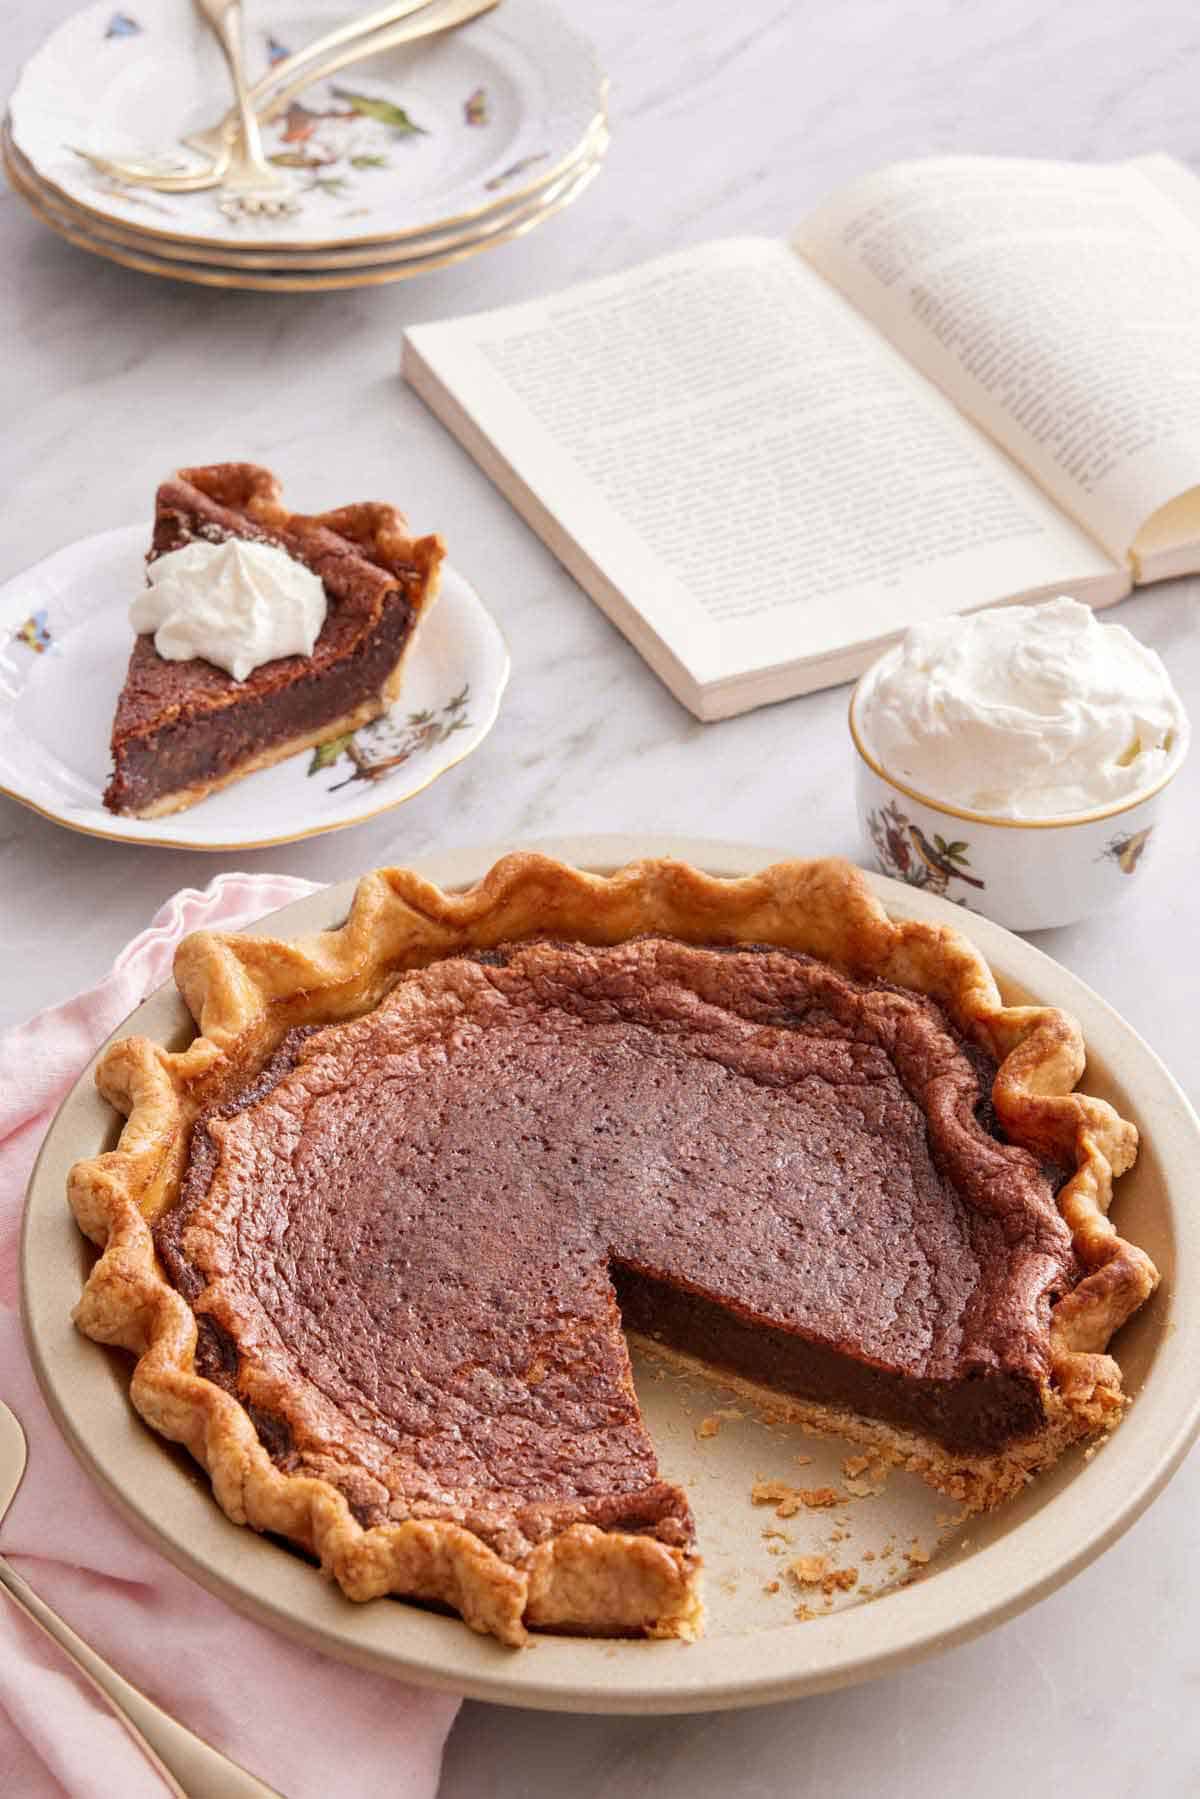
(848, 674, 1191, 933)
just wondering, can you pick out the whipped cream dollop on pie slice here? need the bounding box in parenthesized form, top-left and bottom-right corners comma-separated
(130, 537, 328, 683)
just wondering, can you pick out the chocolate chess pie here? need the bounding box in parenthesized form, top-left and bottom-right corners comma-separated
(103, 463, 443, 818)
(69, 857, 1156, 1644)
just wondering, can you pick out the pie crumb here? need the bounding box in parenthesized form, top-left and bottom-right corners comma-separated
(842, 1455, 871, 1477)
(798, 1486, 842, 1509)
(763, 1580, 780, 1595)
(905, 1544, 931, 1568)
(752, 1478, 842, 1518)
(794, 1604, 818, 1621)
(696, 1415, 721, 1440)
(787, 1555, 829, 1586)
(788, 1557, 858, 1597)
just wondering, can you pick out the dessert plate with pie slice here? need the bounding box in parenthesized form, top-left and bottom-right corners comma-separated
(21, 837, 1200, 1712)
(0, 523, 508, 849)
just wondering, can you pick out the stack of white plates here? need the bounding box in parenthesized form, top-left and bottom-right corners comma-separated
(4, 0, 607, 291)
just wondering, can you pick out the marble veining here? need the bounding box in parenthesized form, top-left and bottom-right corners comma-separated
(3, 1, 1199, 1793)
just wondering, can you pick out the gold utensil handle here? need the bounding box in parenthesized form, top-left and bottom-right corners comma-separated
(194, 0, 269, 164)
(0, 1557, 281, 1799)
(259, 0, 501, 123)
(247, 0, 437, 105)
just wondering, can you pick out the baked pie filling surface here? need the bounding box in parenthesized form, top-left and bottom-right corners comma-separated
(69, 857, 1158, 1645)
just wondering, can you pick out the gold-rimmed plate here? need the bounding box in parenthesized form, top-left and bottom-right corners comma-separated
(3, 124, 604, 290)
(21, 835, 1200, 1710)
(9, 0, 605, 254)
(3, 116, 607, 275)
(0, 524, 510, 851)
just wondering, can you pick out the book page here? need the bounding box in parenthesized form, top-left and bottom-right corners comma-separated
(796, 155, 1200, 569)
(404, 239, 1119, 709)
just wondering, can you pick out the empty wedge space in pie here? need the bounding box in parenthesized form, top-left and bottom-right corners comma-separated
(67, 856, 1156, 1644)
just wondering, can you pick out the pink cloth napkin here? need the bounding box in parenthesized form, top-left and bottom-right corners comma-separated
(0, 874, 461, 1799)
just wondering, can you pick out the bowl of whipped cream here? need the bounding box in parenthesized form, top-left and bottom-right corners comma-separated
(849, 597, 1190, 932)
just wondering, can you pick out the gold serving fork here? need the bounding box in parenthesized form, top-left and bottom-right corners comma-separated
(192, 0, 297, 216)
(182, 0, 438, 167)
(0, 1397, 281, 1798)
(74, 0, 494, 198)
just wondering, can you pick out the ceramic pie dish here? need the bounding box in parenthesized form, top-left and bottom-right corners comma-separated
(21, 837, 1200, 1711)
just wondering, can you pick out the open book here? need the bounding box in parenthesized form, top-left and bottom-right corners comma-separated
(403, 153, 1200, 720)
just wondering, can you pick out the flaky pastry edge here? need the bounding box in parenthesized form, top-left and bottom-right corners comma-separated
(67, 854, 1157, 1644)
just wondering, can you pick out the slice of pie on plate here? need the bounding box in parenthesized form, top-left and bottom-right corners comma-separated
(103, 462, 444, 818)
(68, 856, 1157, 1644)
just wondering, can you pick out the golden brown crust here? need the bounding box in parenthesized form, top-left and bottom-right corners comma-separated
(67, 856, 1156, 1643)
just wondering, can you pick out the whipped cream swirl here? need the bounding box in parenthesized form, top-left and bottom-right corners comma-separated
(856, 597, 1188, 819)
(131, 536, 327, 682)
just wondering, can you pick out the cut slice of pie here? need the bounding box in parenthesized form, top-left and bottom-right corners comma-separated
(68, 856, 1157, 1645)
(103, 462, 444, 818)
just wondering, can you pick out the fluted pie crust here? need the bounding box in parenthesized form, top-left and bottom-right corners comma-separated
(68, 856, 1157, 1645)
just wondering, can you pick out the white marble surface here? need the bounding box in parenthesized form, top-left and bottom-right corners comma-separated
(4, 1, 1200, 1794)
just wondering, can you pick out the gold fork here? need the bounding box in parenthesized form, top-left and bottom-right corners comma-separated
(0, 1397, 281, 1798)
(193, 0, 296, 217)
(180, 0, 437, 167)
(74, 0, 498, 197)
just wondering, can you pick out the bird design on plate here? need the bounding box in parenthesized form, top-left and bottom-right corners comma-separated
(262, 88, 429, 193)
(307, 686, 472, 791)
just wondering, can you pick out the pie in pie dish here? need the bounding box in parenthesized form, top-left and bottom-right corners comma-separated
(103, 462, 444, 818)
(68, 855, 1157, 1645)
